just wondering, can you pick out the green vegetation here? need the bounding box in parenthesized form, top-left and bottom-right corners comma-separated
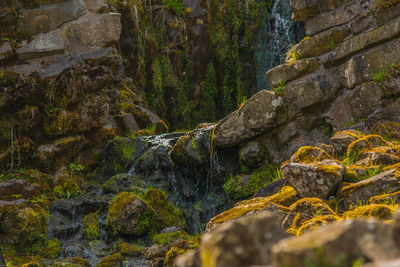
(274, 80, 286, 94)
(53, 179, 81, 199)
(162, 0, 186, 16)
(373, 69, 387, 83)
(83, 213, 100, 241)
(111, 0, 273, 130)
(224, 164, 282, 201)
(288, 48, 302, 62)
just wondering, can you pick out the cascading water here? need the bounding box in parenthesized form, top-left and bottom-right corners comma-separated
(255, 0, 305, 90)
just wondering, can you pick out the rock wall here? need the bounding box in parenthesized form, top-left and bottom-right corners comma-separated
(0, 0, 167, 174)
(213, 0, 400, 165)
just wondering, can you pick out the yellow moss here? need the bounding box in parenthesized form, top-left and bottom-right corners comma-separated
(294, 146, 332, 164)
(334, 130, 362, 139)
(345, 169, 358, 182)
(383, 163, 400, 171)
(347, 138, 370, 157)
(316, 164, 343, 177)
(21, 262, 43, 267)
(118, 242, 134, 256)
(342, 204, 398, 220)
(286, 198, 339, 236)
(295, 215, 342, 236)
(373, 121, 400, 140)
(207, 186, 296, 229)
(164, 247, 186, 267)
(369, 191, 400, 205)
(364, 134, 389, 147)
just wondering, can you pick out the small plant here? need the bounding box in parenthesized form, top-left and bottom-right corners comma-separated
(289, 48, 302, 62)
(44, 103, 59, 114)
(69, 163, 84, 176)
(162, 0, 186, 17)
(373, 68, 387, 83)
(274, 80, 286, 94)
(329, 40, 337, 49)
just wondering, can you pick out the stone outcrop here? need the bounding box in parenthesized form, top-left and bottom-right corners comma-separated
(0, 0, 166, 174)
(212, 0, 400, 165)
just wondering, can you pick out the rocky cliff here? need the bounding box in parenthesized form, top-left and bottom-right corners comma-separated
(174, 0, 400, 266)
(213, 0, 400, 164)
(1, 0, 400, 266)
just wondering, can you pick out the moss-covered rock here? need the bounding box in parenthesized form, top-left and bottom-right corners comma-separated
(224, 164, 282, 201)
(339, 168, 400, 209)
(284, 198, 340, 236)
(282, 160, 344, 199)
(0, 200, 47, 248)
(97, 254, 122, 267)
(369, 191, 400, 204)
(117, 242, 144, 257)
(292, 146, 332, 164)
(342, 204, 397, 220)
(106, 192, 160, 236)
(206, 186, 298, 232)
(143, 188, 186, 229)
(51, 257, 91, 267)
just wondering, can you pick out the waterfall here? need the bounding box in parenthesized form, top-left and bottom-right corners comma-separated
(255, 0, 305, 90)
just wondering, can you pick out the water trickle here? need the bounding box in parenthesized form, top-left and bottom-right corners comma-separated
(255, 0, 305, 90)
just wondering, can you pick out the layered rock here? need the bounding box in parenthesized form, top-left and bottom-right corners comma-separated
(212, 0, 400, 165)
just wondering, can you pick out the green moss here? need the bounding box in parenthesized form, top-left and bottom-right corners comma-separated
(83, 213, 100, 241)
(53, 179, 81, 199)
(223, 164, 282, 201)
(151, 230, 195, 246)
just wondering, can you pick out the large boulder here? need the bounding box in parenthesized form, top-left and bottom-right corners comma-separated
(212, 90, 284, 147)
(61, 12, 121, 53)
(19, 0, 87, 36)
(339, 169, 400, 209)
(206, 186, 298, 232)
(200, 212, 289, 267)
(106, 192, 161, 236)
(282, 159, 344, 199)
(0, 180, 41, 200)
(0, 200, 47, 247)
(323, 82, 383, 131)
